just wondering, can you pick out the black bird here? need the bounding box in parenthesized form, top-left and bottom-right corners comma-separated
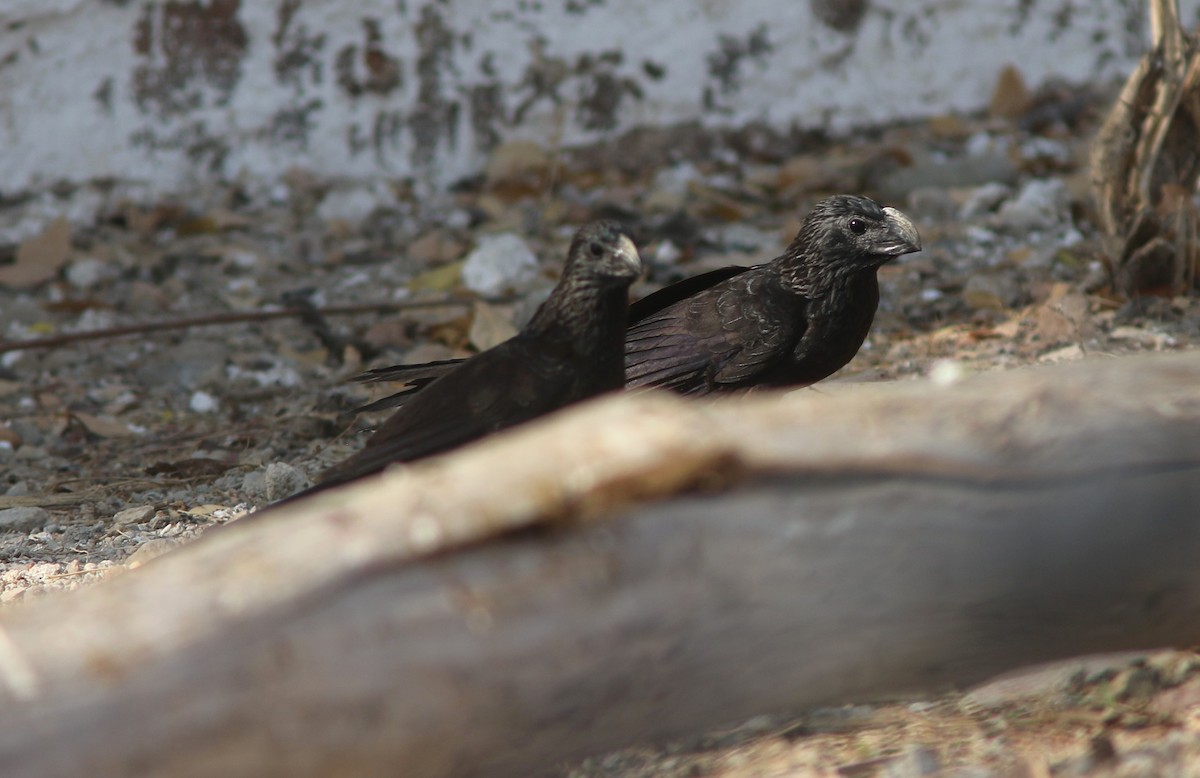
(622, 195, 920, 394)
(310, 221, 641, 492)
(355, 195, 919, 405)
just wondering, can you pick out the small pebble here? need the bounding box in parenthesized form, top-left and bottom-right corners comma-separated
(461, 233, 538, 296)
(264, 462, 310, 502)
(0, 506, 50, 531)
(113, 505, 157, 526)
(0, 587, 26, 603)
(991, 178, 1067, 231)
(189, 390, 219, 413)
(125, 539, 180, 568)
(65, 256, 117, 290)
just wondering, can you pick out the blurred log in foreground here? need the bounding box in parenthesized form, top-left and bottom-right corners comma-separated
(1091, 0, 1200, 296)
(3, 352, 1200, 776)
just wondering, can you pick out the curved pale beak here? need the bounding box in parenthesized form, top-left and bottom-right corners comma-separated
(878, 207, 922, 256)
(615, 234, 643, 276)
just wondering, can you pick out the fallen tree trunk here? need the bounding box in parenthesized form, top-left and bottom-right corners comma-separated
(3, 352, 1200, 776)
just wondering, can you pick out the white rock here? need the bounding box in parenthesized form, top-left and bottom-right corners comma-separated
(461, 233, 539, 296)
(959, 182, 1011, 220)
(317, 186, 385, 226)
(655, 240, 683, 265)
(992, 179, 1067, 231)
(264, 462, 310, 502)
(0, 506, 50, 531)
(189, 390, 219, 413)
(70, 307, 117, 333)
(444, 209, 472, 230)
(225, 362, 302, 388)
(65, 257, 117, 290)
(929, 360, 966, 387)
(652, 162, 701, 198)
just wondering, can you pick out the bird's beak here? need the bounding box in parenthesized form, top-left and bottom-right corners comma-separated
(616, 234, 643, 276)
(877, 207, 922, 256)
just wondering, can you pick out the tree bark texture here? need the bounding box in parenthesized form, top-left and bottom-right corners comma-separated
(1, 352, 1200, 777)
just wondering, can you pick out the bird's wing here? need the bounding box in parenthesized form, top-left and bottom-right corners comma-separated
(355, 265, 754, 404)
(356, 359, 465, 384)
(319, 340, 575, 485)
(352, 360, 465, 412)
(628, 265, 750, 325)
(624, 270, 800, 394)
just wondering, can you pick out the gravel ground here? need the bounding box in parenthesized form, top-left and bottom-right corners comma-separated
(2, 80, 1200, 774)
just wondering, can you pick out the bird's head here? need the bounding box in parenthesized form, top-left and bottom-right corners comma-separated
(792, 195, 922, 273)
(566, 220, 643, 284)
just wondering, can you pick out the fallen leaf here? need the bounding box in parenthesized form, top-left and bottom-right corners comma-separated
(468, 301, 518, 351)
(1033, 291, 1093, 346)
(989, 64, 1032, 120)
(485, 140, 552, 201)
(125, 538, 181, 568)
(0, 218, 72, 287)
(1110, 326, 1173, 349)
(408, 230, 467, 266)
(206, 208, 253, 230)
(0, 425, 22, 447)
(1039, 344, 1084, 363)
(72, 412, 139, 439)
(426, 316, 472, 350)
(408, 260, 465, 293)
(181, 504, 233, 518)
(928, 114, 970, 138)
(989, 318, 1023, 339)
(1034, 306, 1076, 346)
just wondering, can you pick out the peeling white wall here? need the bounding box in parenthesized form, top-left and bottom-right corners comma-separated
(0, 0, 1195, 194)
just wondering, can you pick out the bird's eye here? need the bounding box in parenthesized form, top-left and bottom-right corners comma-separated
(848, 218, 867, 235)
(589, 242, 605, 257)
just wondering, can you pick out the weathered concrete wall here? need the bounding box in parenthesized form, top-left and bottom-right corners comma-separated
(0, 0, 1195, 194)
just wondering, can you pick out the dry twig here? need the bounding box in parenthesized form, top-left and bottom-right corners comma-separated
(0, 296, 511, 355)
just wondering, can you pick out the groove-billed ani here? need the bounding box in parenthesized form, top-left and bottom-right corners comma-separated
(306, 221, 641, 493)
(623, 194, 920, 394)
(355, 194, 919, 405)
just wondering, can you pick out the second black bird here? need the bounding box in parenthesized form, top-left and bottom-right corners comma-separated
(310, 220, 642, 492)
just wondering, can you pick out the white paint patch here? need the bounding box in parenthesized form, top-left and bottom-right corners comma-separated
(0, 0, 1194, 196)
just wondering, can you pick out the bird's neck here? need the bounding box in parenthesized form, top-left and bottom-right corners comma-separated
(779, 251, 879, 298)
(525, 277, 629, 351)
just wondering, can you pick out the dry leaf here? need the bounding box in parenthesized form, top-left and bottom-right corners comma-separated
(408, 260, 465, 292)
(988, 317, 1023, 340)
(989, 65, 1032, 120)
(0, 425, 22, 448)
(485, 140, 552, 199)
(181, 504, 233, 518)
(0, 218, 72, 288)
(408, 230, 467, 266)
(125, 538, 181, 569)
(468, 301, 519, 351)
(72, 412, 139, 439)
(205, 208, 253, 230)
(1034, 306, 1077, 346)
(927, 114, 970, 139)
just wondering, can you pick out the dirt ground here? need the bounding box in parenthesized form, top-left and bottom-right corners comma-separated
(2, 79, 1200, 775)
